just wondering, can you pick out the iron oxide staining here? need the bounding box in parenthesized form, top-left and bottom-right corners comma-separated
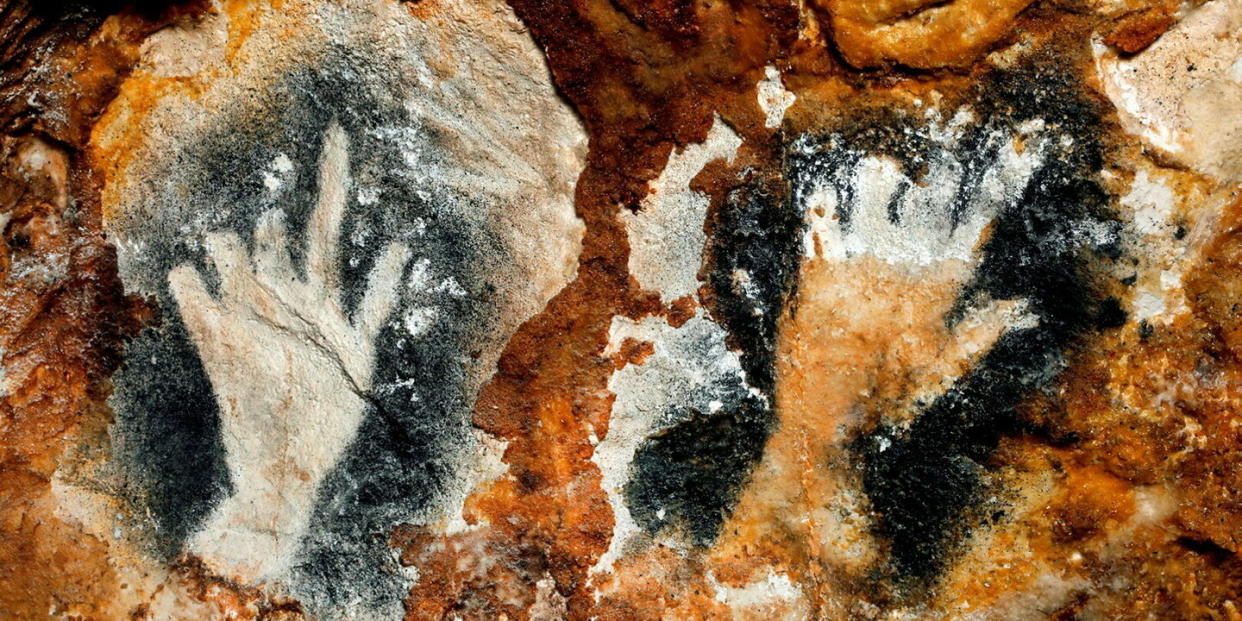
(6, 0, 1242, 618)
(815, 0, 1034, 69)
(0, 2, 210, 618)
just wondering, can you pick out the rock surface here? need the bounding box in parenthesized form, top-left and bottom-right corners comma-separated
(1, 0, 1241, 619)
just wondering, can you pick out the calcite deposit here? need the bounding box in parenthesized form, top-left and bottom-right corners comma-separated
(1, 0, 1241, 619)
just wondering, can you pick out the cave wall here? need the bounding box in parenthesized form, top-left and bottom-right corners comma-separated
(1, 0, 1241, 619)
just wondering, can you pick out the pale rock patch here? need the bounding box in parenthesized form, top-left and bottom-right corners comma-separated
(623, 116, 742, 302)
(756, 65, 796, 129)
(1094, 0, 1242, 181)
(708, 569, 810, 620)
(1119, 167, 1193, 324)
(138, 10, 229, 78)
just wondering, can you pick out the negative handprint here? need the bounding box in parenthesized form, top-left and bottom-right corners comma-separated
(792, 112, 1047, 417)
(170, 122, 410, 583)
(712, 111, 1049, 585)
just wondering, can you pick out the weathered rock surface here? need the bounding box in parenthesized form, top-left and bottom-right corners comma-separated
(1, 0, 1241, 619)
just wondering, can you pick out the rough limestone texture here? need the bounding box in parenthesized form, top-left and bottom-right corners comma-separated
(2, 0, 1242, 619)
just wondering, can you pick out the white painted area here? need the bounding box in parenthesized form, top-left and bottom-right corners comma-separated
(406, 257, 433, 292)
(623, 117, 742, 302)
(1094, 0, 1242, 181)
(802, 114, 1046, 276)
(175, 124, 411, 583)
(592, 310, 750, 574)
(1126, 169, 1176, 237)
(756, 65, 796, 129)
(434, 276, 468, 297)
(923, 107, 978, 144)
(356, 186, 379, 206)
(403, 307, 438, 338)
(262, 154, 294, 193)
(1119, 168, 1190, 324)
(730, 267, 766, 317)
(1133, 290, 1166, 321)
